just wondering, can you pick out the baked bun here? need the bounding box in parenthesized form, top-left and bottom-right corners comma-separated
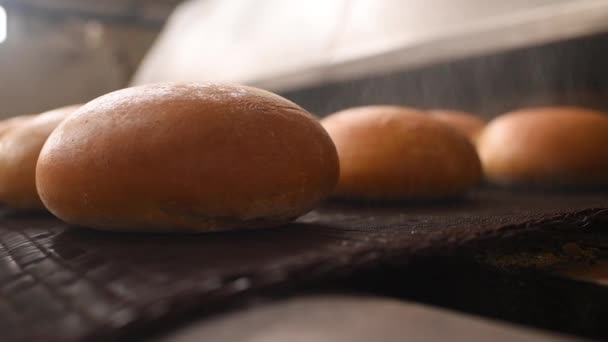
(36, 83, 339, 232)
(477, 107, 608, 187)
(428, 110, 485, 141)
(0, 114, 35, 138)
(0, 106, 79, 209)
(321, 106, 482, 200)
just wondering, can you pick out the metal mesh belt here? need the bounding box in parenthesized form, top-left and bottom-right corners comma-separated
(1, 189, 607, 341)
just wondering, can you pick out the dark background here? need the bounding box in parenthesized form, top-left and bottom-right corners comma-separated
(283, 32, 608, 118)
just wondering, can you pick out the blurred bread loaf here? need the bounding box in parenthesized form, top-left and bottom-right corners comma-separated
(477, 107, 608, 187)
(428, 110, 485, 141)
(0, 115, 36, 138)
(321, 106, 482, 200)
(0, 106, 79, 209)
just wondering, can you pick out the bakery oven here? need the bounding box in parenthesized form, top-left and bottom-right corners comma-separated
(0, 1, 608, 341)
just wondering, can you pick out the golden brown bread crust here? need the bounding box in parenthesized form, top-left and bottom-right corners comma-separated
(321, 106, 482, 200)
(0, 114, 36, 138)
(0, 106, 79, 209)
(428, 109, 486, 142)
(477, 107, 608, 187)
(36, 83, 339, 232)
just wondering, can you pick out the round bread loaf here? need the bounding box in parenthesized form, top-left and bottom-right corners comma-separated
(36, 83, 339, 232)
(0, 114, 35, 138)
(477, 107, 608, 187)
(321, 106, 482, 200)
(0, 106, 78, 209)
(428, 110, 485, 141)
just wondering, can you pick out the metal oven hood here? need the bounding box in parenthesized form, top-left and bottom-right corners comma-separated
(255, 0, 608, 93)
(269, 1, 608, 118)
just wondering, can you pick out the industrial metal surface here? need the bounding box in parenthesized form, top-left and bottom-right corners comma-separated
(158, 295, 577, 342)
(282, 32, 608, 118)
(134, 0, 608, 92)
(256, 0, 608, 91)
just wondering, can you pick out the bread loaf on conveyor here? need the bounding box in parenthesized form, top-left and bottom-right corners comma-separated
(36, 83, 339, 232)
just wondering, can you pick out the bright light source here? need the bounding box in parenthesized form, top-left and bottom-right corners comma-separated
(0, 6, 6, 44)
